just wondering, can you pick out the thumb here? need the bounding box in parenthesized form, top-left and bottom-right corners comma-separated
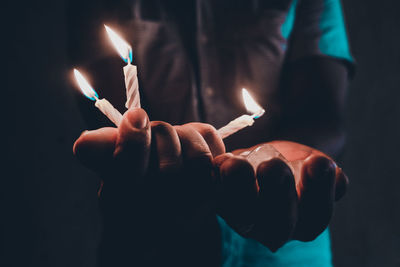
(73, 127, 118, 172)
(114, 108, 151, 180)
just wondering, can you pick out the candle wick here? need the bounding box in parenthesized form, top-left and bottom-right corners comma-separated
(127, 47, 132, 65)
(126, 46, 132, 65)
(252, 109, 266, 119)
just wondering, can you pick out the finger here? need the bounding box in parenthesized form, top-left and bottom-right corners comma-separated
(252, 158, 297, 251)
(150, 121, 182, 174)
(335, 167, 349, 201)
(174, 125, 214, 206)
(213, 153, 234, 169)
(174, 125, 213, 163)
(212, 153, 234, 184)
(217, 156, 258, 235)
(185, 122, 225, 157)
(294, 155, 336, 241)
(114, 108, 151, 179)
(73, 127, 118, 172)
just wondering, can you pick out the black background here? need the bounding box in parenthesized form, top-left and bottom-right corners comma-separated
(3, 1, 400, 266)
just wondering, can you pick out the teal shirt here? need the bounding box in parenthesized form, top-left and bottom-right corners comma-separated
(282, 0, 353, 64)
(219, 217, 332, 267)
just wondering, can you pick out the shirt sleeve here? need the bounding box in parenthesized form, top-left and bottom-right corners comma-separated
(286, 0, 354, 75)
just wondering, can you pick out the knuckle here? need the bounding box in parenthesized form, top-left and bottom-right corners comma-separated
(256, 158, 293, 189)
(151, 121, 174, 135)
(213, 153, 234, 168)
(115, 129, 150, 159)
(175, 126, 212, 157)
(197, 124, 219, 140)
(306, 155, 336, 179)
(221, 157, 254, 182)
(184, 122, 220, 143)
(223, 157, 252, 172)
(119, 130, 149, 147)
(257, 158, 291, 176)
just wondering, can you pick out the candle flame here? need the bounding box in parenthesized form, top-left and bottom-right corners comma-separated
(104, 24, 133, 63)
(242, 88, 265, 118)
(73, 69, 99, 101)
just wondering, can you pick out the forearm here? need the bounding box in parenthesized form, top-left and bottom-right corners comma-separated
(275, 57, 349, 157)
(276, 121, 345, 158)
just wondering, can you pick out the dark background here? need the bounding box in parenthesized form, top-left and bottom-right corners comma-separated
(3, 0, 399, 266)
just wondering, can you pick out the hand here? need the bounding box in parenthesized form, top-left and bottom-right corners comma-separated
(213, 140, 348, 251)
(73, 107, 225, 203)
(73, 108, 226, 265)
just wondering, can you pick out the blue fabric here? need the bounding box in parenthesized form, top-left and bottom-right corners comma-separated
(318, 0, 354, 63)
(280, 0, 299, 51)
(281, 0, 299, 40)
(283, 0, 354, 66)
(218, 216, 333, 267)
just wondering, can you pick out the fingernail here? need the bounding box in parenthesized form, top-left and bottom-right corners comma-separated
(257, 158, 292, 188)
(306, 157, 335, 182)
(133, 116, 148, 129)
(127, 108, 148, 129)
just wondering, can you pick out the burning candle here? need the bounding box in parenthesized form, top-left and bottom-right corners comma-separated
(217, 89, 265, 139)
(74, 69, 123, 126)
(104, 25, 140, 109)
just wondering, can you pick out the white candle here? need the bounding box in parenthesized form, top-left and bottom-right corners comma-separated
(74, 69, 123, 127)
(217, 89, 265, 139)
(123, 62, 140, 109)
(218, 114, 256, 139)
(105, 25, 141, 109)
(94, 98, 123, 126)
